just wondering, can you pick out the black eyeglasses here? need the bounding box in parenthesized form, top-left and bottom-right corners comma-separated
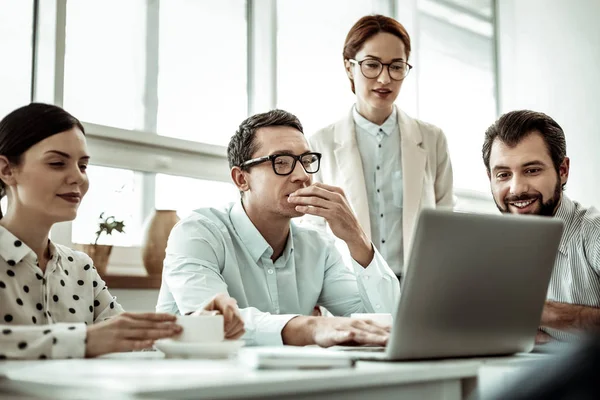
(240, 152, 322, 176)
(348, 58, 413, 80)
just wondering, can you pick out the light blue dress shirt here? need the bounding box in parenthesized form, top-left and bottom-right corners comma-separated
(156, 201, 400, 346)
(353, 106, 404, 275)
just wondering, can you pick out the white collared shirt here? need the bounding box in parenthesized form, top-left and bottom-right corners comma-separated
(156, 201, 400, 346)
(353, 106, 404, 275)
(0, 225, 123, 359)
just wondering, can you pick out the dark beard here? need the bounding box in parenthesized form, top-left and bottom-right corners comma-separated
(496, 179, 562, 217)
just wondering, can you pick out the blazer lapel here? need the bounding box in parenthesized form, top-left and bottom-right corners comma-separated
(398, 108, 426, 256)
(333, 110, 372, 239)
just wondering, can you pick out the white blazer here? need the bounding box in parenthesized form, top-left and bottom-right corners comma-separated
(309, 106, 454, 266)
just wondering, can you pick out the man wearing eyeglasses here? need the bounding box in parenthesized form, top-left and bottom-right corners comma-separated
(157, 109, 400, 347)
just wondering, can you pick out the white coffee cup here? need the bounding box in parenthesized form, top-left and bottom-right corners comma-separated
(350, 313, 393, 327)
(174, 315, 224, 343)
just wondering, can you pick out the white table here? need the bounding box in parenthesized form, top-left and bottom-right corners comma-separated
(0, 350, 547, 400)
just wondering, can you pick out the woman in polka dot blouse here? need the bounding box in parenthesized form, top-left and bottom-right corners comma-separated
(0, 104, 244, 360)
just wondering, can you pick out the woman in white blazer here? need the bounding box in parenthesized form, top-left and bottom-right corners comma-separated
(309, 15, 454, 279)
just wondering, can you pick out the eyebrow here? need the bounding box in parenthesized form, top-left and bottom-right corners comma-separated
(363, 55, 406, 62)
(268, 150, 309, 156)
(45, 150, 90, 160)
(522, 161, 546, 168)
(492, 160, 547, 173)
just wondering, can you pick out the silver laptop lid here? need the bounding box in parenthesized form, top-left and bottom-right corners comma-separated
(387, 209, 563, 360)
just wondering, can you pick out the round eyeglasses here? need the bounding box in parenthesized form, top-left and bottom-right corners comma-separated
(240, 152, 322, 176)
(349, 58, 412, 81)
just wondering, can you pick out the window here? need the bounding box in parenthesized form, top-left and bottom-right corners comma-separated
(64, 0, 247, 145)
(0, 0, 33, 118)
(157, 0, 247, 145)
(417, 0, 497, 194)
(155, 174, 239, 220)
(63, 0, 146, 130)
(276, 0, 383, 135)
(71, 166, 145, 246)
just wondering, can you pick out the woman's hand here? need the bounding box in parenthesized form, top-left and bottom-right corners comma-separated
(85, 312, 181, 357)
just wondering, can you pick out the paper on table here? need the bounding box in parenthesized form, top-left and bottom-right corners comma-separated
(238, 346, 356, 370)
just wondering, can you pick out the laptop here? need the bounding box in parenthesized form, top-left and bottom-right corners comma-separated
(339, 208, 563, 361)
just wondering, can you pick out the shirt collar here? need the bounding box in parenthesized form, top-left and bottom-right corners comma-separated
(352, 105, 397, 137)
(229, 200, 294, 264)
(0, 225, 59, 266)
(554, 194, 576, 255)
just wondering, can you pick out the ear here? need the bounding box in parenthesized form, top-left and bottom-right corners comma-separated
(559, 157, 570, 186)
(486, 169, 491, 180)
(0, 155, 16, 187)
(344, 59, 354, 80)
(231, 166, 250, 193)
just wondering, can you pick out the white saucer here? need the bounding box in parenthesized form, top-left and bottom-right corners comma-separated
(154, 339, 245, 359)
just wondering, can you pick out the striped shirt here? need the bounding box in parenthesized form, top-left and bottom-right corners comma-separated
(542, 195, 600, 341)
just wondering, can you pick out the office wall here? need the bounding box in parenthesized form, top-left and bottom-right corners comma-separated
(497, 0, 600, 208)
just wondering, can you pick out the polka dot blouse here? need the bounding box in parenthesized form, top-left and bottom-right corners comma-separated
(0, 225, 124, 360)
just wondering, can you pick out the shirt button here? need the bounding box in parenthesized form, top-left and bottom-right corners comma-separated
(364, 275, 370, 280)
(378, 144, 382, 148)
(380, 213, 383, 218)
(375, 304, 381, 309)
(376, 166, 380, 170)
(267, 269, 274, 275)
(377, 189, 380, 193)
(382, 239, 386, 244)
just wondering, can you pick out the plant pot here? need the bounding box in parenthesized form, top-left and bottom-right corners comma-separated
(141, 209, 180, 276)
(78, 244, 113, 277)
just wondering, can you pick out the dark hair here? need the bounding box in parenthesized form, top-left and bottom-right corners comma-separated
(482, 110, 567, 187)
(343, 14, 412, 93)
(0, 103, 85, 217)
(227, 109, 304, 169)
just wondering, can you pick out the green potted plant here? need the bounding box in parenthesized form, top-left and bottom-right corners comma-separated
(80, 213, 125, 276)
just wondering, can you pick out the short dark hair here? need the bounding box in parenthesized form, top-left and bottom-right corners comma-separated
(0, 103, 84, 216)
(227, 109, 304, 169)
(482, 110, 567, 182)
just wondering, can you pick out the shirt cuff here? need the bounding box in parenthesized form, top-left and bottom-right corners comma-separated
(351, 246, 394, 280)
(251, 314, 298, 346)
(351, 247, 400, 313)
(50, 323, 87, 359)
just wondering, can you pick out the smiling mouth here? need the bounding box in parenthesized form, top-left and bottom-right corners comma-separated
(509, 198, 537, 209)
